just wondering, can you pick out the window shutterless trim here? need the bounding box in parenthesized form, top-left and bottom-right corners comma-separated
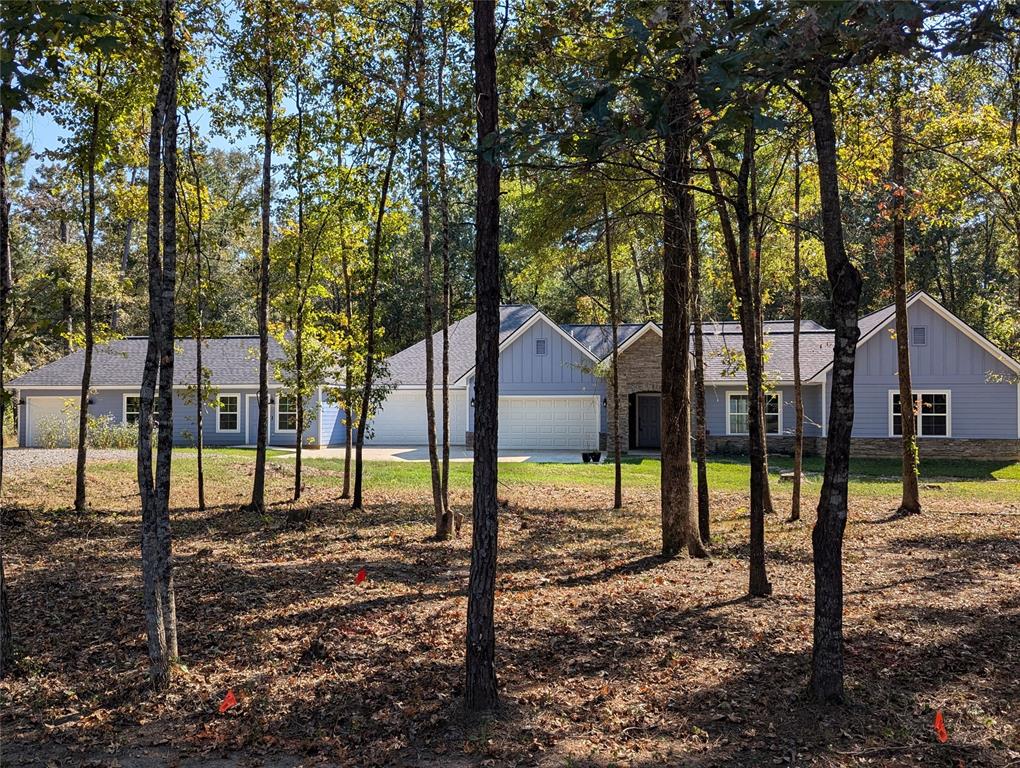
(887, 389, 951, 438)
(725, 390, 782, 436)
(216, 393, 241, 433)
(275, 393, 298, 433)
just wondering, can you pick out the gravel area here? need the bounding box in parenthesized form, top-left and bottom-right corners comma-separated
(2, 448, 135, 476)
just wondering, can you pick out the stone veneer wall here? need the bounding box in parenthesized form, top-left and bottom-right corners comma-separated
(606, 331, 662, 452)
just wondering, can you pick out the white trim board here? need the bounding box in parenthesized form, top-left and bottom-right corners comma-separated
(724, 390, 782, 436)
(887, 389, 952, 438)
(216, 393, 242, 433)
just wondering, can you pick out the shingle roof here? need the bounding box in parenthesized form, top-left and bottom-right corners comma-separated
(383, 304, 538, 387)
(700, 328, 835, 382)
(561, 324, 647, 359)
(10, 336, 287, 388)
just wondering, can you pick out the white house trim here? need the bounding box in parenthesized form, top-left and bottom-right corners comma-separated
(724, 390, 782, 437)
(244, 393, 258, 444)
(453, 310, 599, 386)
(887, 389, 952, 438)
(122, 392, 141, 425)
(274, 393, 298, 433)
(602, 321, 661, 360)
(216, 393, 241, 433)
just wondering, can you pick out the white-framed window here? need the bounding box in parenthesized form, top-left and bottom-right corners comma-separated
(216, 394, 240, 433)
(124, 394, 141, 425)
(276, 393, 298, 432)
(889, 390, 950, 437)
(726, 392, 781, 436)
(535, 337, 547, 356)
(912, 326, 927, 346)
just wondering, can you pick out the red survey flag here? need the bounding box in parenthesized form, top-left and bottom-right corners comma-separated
(934, 710, 948, 743)
(355, 567, 367, 584)
(218, 689, 238, 714)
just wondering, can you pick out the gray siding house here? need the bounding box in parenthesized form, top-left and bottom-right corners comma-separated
(9, 291, 1020, 458)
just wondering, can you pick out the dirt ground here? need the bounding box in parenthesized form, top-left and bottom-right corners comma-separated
(1, 456, 1018, 767)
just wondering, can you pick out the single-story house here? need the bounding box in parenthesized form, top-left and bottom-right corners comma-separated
(8, 291, 1020, 459)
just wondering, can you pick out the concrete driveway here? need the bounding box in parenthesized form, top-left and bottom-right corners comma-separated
(302, 445, 588, 463)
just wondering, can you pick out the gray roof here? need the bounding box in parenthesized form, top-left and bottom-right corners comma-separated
(562, 324, 647, 359)
(10, 336, 287, 389)
(700, 328, 835, 382)
(383, 304, 538, 386)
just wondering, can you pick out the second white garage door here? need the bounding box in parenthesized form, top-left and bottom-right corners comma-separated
(367, 389, 466, 445)
(26, 396, 80, 447)
(498, 396, 599, 450)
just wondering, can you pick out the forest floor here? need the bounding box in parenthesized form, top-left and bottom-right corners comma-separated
(1, 450, 1018, 767)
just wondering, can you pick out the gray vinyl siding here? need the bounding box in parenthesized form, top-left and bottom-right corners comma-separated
(319, 397, 348, 447)
(851, 302, 1018, 439)
(16, 386, 327, 447)
(703, 384, 825, 439)
(467, 318, 607, 431)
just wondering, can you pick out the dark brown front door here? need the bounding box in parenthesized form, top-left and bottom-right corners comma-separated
(635, 393, 661, 449)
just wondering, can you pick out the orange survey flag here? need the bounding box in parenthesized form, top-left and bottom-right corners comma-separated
(933, 710, 948, 743)
(218, 689, 238, 714)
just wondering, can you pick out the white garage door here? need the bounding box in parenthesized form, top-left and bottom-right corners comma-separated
(498, 396, 598, 450)
(367, 389, 467, 445)
(26, 396, 80, 447)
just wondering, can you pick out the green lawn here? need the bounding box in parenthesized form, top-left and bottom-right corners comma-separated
(300, 453, 1020, 501)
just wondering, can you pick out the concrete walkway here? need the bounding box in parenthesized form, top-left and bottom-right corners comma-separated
(296, 445, 589, 463)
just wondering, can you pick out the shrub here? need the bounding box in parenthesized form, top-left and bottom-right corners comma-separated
(35, 409, 137, 449)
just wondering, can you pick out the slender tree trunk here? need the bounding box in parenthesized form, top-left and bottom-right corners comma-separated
(184, 112, 206, 511)
(603, 194, 622, 510)
(155, 32, 180, 661)
(413, 0, 445, 536)
(749, 151, 775, 518)
(249, 0, 274, 514)
(735, 122, 772, 596)
(791, 154, 803, 523)
(630, 244, 651, 321)
(0, 35, 16, 676)
(337, 171, 354, 500)
(806, 76, 863, 705)
(353, 27, 413, 511)
(138, 0, 179, 689)
(59, 218, 73, 353)
(74, 92, 101, 514)
(660, 1, 707, 560)
(891, 77, 920, 516)
(691, 221, 710, 543)
(293, 73, 306, 502)
(112, 216, 133, 331)
(438, 8, 453, 529)
(465, 0, 500, 714)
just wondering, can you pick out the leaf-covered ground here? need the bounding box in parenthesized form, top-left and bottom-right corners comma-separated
(2, 451, 1018, 767)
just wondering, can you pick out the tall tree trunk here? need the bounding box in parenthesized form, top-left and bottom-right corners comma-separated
(438, 7, 453, 529)
(806, 75, 863, 705)
(155, 29, 180, 661)
(413, 0, 445, 536)
(691, 221, 710, 543)
(249, 0, 274, 514)
(352, 26, 413, 511)
(138, 0, 179, 689)
(604, 194, 622, 510)
(660, 0, 707, 560)
(791, 153, 803, 523)
(74, 91, 101, 514)
(293, 72, 306, 502)
(891, 76, 920, 516)
(630, 243, 651, 320)
(184, 112, 206, 511)
(60, 218, 73, 352)
(112, 215, 133, 331)
(0, 30, 16, 676)
(735, 122, 771, 596)
(465, 0, 500, 714)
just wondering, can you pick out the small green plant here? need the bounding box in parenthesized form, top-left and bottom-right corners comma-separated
(36, 409, 137, 449)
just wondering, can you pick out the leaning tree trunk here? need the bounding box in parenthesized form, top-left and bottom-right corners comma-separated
(891, 81, 920, 517)
(806, 75, 863, 705)
(74, 95, 101, 514)
(352, 31, 412, 511)
(791, 154, 803, 523)
(413, 0, 445, 536)
(0, 46, 16, 676)
(184, 112, 206, 511)
(465, 0, 501, 714)
(691, 221, 710, 543)
(659, 2, 707, 560)
(293, 72, 307, 502)
(249, 13, 274, 515)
